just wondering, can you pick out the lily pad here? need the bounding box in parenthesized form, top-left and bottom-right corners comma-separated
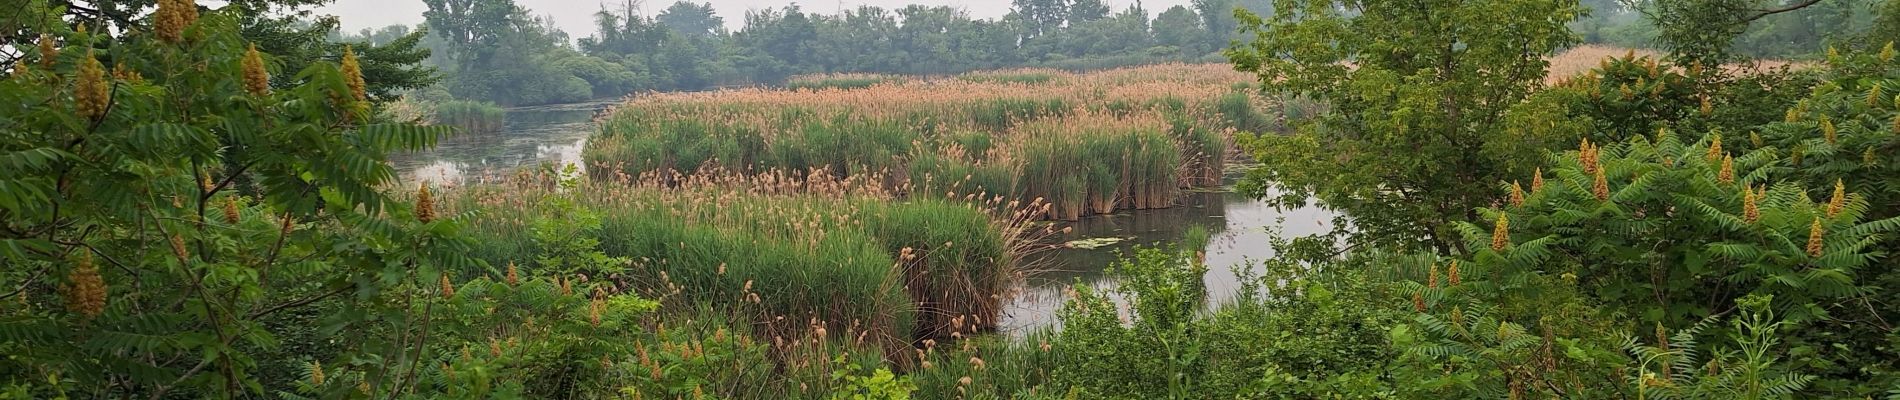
(1066, 236, 1130, 250)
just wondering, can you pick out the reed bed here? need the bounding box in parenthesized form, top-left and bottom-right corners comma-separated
(586, 63, 1264, 220)
(785, 73, 910, 91)
(442, 167, 1054, 366)
(433, 99, 507, 134)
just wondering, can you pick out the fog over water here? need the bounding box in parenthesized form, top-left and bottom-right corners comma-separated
(313, 0, 1200, 39)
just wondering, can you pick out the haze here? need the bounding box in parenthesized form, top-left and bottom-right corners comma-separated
(313, 0, 1197, 39)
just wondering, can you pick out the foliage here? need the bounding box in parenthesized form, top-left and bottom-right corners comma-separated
(432, 99, 505, 134)
(1227, 0, 1583, 253)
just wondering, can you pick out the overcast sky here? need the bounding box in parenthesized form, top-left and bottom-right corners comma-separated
(311, 0, 1197, 40)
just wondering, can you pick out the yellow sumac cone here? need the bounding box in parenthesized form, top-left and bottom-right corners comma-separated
(1891, 114, 1899, 134)
(311, 360, 325, 385)
(1742, 188, 1759, 223)
(440, 274, 456, 299)
(1808, 218, 1825, 258)
(154, 0, 198, 44)
(38, 34, 56, 68)
(1491, 214, 1510, 251)
(1868, 83, 1883, 108)
(1413, 292, 1425, 312)
(1883, 41, 1897, 62)
(74, 50, 109, 120)
(1428, 263, 1439, 289)
(1822, 117, 1838, 145)
(63, 251, 106, 319)
(1705, 134, 1722, 161)
(416, 185, 435, 223)
(241, 43, 270, 97)
(1699, 94, 1713, 116)
(169, 233, 189, 264)
(1530, 168, 1545, 193)
(223, 196, 240, 225)
(340, 45, 368, 102)
(505, 261, 519, 286)
(1509, 181, 1526, 207)
(1867, 147, 1878, 167)
(1718, 155, 1735, 184)
(1447, 260, 1461, 286)
(1827, 179, 1846, 217)
(1592, 166, 1610, 201)
(1750, 131, 1763, 148)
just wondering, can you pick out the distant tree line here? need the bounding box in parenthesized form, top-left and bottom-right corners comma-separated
(333, 0, 1271, 106)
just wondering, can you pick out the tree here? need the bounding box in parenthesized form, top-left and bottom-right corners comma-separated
(1226, 0, 1582, 252)
(656, 1, 724, 38)
(1152, 5, 1209, 53)
(421, 0, 520, 68)
(1069, 0, 1112, 25)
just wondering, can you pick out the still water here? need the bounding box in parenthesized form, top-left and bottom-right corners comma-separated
(390, 100, 616, 185)
(390, 103, 1339, 332)
(997, 190, 1337, 333)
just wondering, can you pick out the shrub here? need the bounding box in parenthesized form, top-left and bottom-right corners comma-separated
(433, 99, 506, 134)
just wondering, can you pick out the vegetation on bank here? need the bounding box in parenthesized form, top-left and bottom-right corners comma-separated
(585, 64, 1267, 220)
(431, 100, 507, 134)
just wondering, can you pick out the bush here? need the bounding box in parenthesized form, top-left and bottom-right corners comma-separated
(433, 99, 506, 134)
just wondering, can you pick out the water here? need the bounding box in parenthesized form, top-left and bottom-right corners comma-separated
(389, 103, 1340, 334)
(996, 190, 1338, 334)
(391, 100, 618, 185)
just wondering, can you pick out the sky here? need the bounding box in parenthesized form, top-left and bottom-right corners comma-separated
(311, 0, 1197, 40)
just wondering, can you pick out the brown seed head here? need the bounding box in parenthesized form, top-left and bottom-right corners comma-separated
(505, 261, 519, 286)
(340, 45, 368, 102)
(1413, 292, 1425, 312)
(310, 360, 325, 386)
(1705, 134, 1722, 161)
(1530, 168, 1545, 193)
(63, 251, 106, 319)
(1821, 116, 1837, 144)
(154, 0, 198, 44)
(1699, 94, 1713, 116)
(1447, 260, 1461, 286)
(169, 233, 189, 264)
(1592, 166, 1610, 201)
(440, 274, 456, 299)
(416, 185, 435, 223)
(223, 196, 240, 225)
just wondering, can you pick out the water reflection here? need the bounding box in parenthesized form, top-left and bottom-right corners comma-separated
(998, 190, 1337, 333)
(390, 100, 617, 185)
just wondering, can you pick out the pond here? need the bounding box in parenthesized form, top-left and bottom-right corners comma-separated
(997, 189, 1338, 334)
(390, 100, 618, 185)
(390, 102, 1340, 334)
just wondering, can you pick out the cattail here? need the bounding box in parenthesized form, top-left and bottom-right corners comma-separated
(74, 49, 109, 120)
(1807, 218, 1825, 258)
(154, 0, 197, 43)
(169, 233, 189, 264)
(416, 185, 435, 223)
(223, 196, 240, 225)
(63, 251, 106, 319)
(1717, 155, 1734, 184)
(1509, 181, 1525, 207)
(1530, 168, 1545, 193)
(340, 45, 368, 102)
(1491, 214, 1510, 251)
(1742, 188, 1759, 223)
(1592, 166, 1609, 201)
(310, 360, 326, 386)
(1827, 179, 1845, 217)
(440, 274, 456, 299)
(37, 34, 56, 68)
(1427, 263, 1439, 288)
(505, 261, 519, 286)
(1705, 134, 1722, 161)
(242, 43, 270, 97)
(1821, 116, 1837, 145)
(1413, 292, 1425, 312)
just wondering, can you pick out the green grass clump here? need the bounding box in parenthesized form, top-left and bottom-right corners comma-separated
(434, 99, 507, 134)
(785, 73, 908, 91)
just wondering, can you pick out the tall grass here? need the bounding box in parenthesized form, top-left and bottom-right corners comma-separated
(785, 73, 909, 90)
(442, 169, 1043, 365)
(434, 100, 507, 134)
(587, 64, 1262, 219)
